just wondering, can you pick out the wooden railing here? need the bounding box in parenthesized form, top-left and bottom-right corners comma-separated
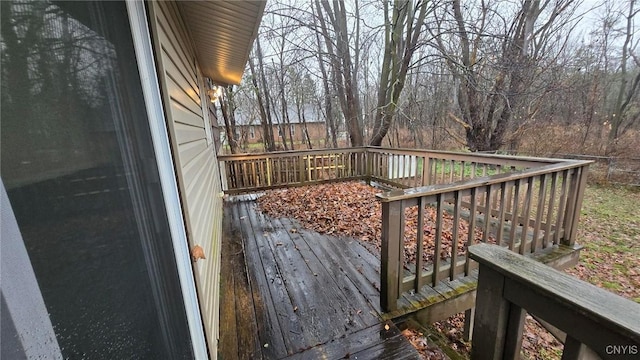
(218, 147, 591, 313)
(218, 148, 367, 194)
(218, 146, 561, 194)
(469, 243, 640, 359)
(366, 147, 558, 189)
(376, 160, 591, 311)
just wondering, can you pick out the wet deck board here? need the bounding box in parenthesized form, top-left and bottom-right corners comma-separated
(218, 195, 421, 359)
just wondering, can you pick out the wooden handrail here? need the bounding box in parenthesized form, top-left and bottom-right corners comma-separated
(469, 243, 640, 359)
(376, 161, 590, 203)
(368, 146, 564, 167)
(218, 147, 367, 161)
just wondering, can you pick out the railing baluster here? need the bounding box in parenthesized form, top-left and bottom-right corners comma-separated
(430, 157, 435, 184)
(449, 160, 454, 183)
(532, 174, 548, 252)
(451, 191, 461, 281)
(415, 156, 420, 187)
(554, 169, 570, 245)
(241, 161, 249, 188)
(251, 160, 257, 186)
(509, 179, 522, 250)
(433, 194, 444, 287)
(256, 160, 262, 187)
(465, 187, 478, 276)
(520, 177, 534, 254)
(496, 182, 508, 244)
(415, 197, 425, 291)
(543, 172, 558, 248)
(298, 154, 305, 184)
(422, 156, 430, 186)
(483, 185, 493, 243)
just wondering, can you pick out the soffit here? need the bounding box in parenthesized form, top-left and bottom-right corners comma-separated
(178, 1, 265, 85)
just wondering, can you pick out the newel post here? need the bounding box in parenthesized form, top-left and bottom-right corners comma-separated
(469, 245, 526, 360)
(380, 199, 403, 312)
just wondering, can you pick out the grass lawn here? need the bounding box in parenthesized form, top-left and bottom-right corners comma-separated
(567, 184, 640, 303)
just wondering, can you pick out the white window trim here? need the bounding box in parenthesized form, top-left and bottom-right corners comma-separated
(125, 2, 208, 358)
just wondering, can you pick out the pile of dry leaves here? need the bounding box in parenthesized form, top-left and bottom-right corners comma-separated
(257, 181, 487, 266)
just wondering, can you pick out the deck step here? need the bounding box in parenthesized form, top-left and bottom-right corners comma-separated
(386, 244, 582, 323)
(282, 322, 421, 360)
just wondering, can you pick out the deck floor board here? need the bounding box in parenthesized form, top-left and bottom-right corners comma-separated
(219, 196, 424, 359)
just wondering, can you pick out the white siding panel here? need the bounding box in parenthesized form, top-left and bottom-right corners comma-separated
(167, 77, 201, 116)
(179, 139, 208, 166)
(150, 2, 224, 358)
(157, 2, 197, 78)
(174, 122, 206, 145)
(172, 99, 206, 128)
(156, 23, 198, 91)
(183, 148, 210, 192)
(162, 49, 200, 105)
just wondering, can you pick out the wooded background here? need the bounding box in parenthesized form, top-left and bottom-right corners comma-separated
(216, 0, 639, 158)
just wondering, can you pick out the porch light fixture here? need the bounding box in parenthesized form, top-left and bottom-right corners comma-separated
(207, 85, 223, 103)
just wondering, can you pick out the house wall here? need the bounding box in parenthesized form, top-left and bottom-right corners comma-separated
(148, 2, 222, 358)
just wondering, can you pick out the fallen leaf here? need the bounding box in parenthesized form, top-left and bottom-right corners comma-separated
(191, 245, 206, 262)
(384, 324, 390, 331)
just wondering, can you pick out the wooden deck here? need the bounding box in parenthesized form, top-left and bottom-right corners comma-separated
(219, 195, 422, 359)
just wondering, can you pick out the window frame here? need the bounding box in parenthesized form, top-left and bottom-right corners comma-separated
(126, 1, 208, 358)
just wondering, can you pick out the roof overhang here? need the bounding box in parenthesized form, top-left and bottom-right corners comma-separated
(178, 0, 265, 86)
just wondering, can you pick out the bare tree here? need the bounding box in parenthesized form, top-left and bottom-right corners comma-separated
(218, 86, 240, 154)
(316, 0, 364, 146)
(248, 37, 277, 152)
(607, 0, 640, 153)
(432, 0, 578, 151)
(369, 0, 430, 146)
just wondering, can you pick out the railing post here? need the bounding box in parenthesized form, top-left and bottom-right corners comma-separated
(366, 149, 373, 184)
(381, 200, 402, 312)
(218, 160, 229, 191)
(471, 250, 526, 360)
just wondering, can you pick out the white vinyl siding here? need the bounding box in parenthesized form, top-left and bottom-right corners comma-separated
(148, 2, 223, 358)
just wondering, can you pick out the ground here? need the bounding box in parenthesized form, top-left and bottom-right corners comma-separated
(257, 182, 640, 359)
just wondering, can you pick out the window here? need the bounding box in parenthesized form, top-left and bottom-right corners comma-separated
(249, 126, 255, 139)
(0, 2, 192, 358)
